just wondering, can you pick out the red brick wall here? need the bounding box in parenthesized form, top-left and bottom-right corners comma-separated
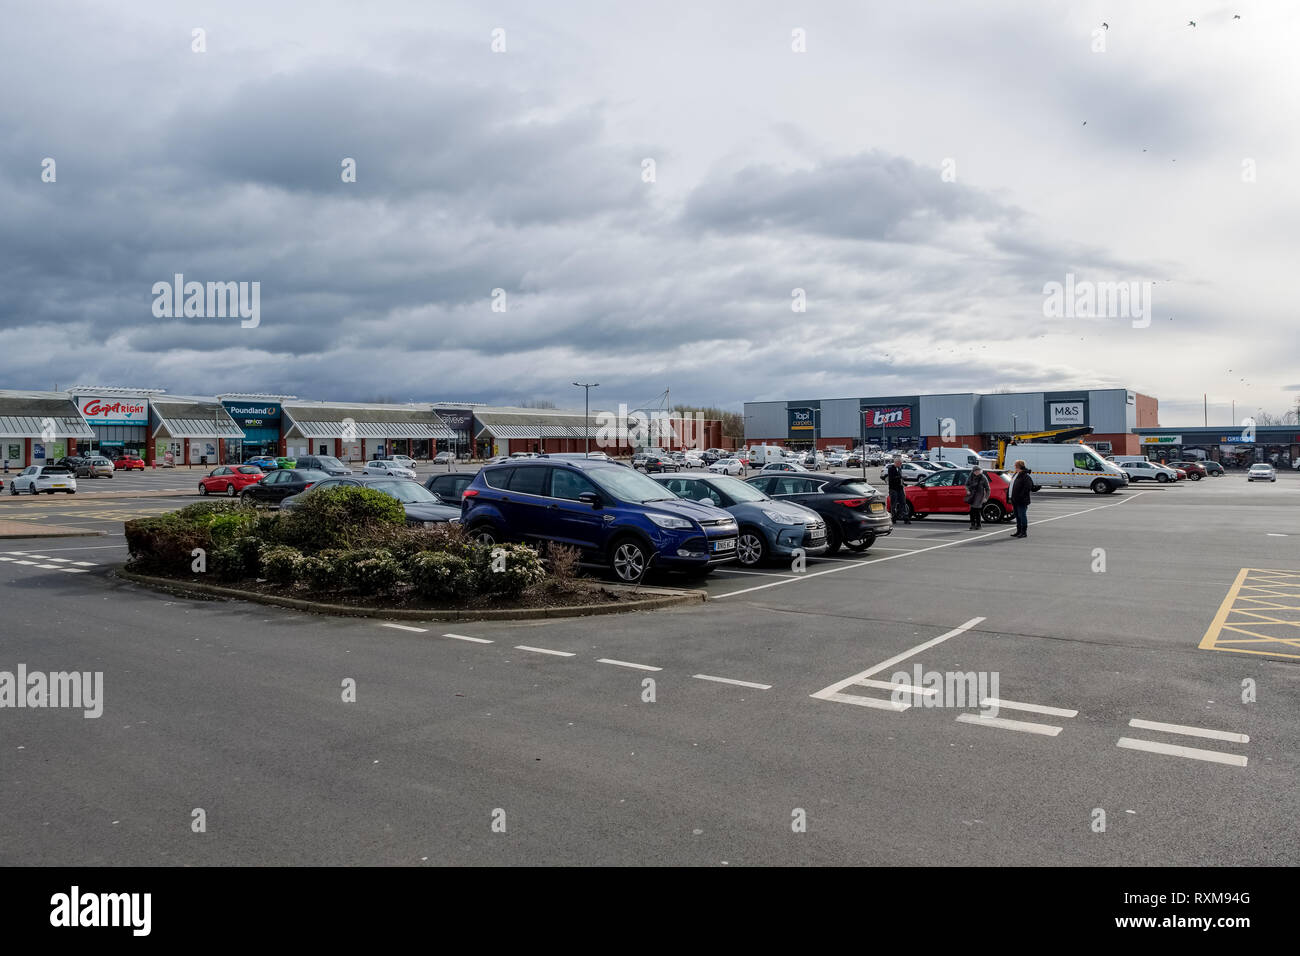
(1134, 393, 1159, 427)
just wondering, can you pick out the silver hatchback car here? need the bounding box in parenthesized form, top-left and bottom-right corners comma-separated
(76, 457, 115, 478)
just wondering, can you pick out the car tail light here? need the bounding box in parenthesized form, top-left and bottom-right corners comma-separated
(463, 489, 479, 498)
(834, 498, 868, 508)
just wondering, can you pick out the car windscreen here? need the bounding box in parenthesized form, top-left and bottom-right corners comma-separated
(371, 480, 438, 503)
(834, 480, 879, 496)
(236, 466, 261, 475)
(313, 457, 345, 469)
(295, 470, 330, 482)
(706, 474, 768, 502)
(41, 467, 72, 475)
(589, 465, 679, 503)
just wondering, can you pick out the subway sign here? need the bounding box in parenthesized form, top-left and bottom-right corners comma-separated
(788, 408, 815, 434)
(864, 406, 912, 429)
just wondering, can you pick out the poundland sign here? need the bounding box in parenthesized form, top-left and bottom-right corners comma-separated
(222, 402, 281, 426)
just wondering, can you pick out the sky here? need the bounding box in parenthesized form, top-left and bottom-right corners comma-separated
(1, 0, 1296, 427)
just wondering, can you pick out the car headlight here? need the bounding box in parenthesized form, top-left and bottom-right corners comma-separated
(647, 512, 693, 529)
(761, 509, 804, 524)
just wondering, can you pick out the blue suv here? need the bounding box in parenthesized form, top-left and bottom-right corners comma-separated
(461, 459, 739, 582)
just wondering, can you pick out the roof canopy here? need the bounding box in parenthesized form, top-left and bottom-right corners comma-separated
(0, 390, 96, 438)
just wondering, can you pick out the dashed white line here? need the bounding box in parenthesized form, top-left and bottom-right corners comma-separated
(72, 561, 97, 567)
(956, 714, 1063, 736)
(515, 645, 575, 657)
(1116, 737, 1247, 767)
(380, 622, 428, 633)
(858, 678, 937, 697)
(442, 633, 493, 644)
(596, 658, 662, 672)
(691, 674, 772, 690)
(982, 698, 1079, 718)
(818, 691, 910, 711)
(1127, 718, 1249, 744)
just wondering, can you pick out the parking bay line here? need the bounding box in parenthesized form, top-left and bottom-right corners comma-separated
(380, 622, 428, 633)
(1127, 718, 1248, 744)
(1116, 737, 1248, 767)
(982, 698, 1079, 718)
(597, 658, 662, 672)
(692, 674, 772, 690)
(810, 617, 986, 704)
(956, 714, 1063, 736)
(716, 494, 1147, 600)
(443, 633, 493, 644)
(515, 645, 575, 657)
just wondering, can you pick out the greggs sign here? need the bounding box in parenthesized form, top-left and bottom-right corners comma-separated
(864, 406, 912, 429)
(77, 397, 149, 426)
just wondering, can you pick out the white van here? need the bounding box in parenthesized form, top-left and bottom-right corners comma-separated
(925, 446, 986, 467)
(1005, 443, 1128, 494)
(751, 445, 788, 468)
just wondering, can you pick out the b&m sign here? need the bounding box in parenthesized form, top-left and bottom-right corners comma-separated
(864, 406, 912, 429)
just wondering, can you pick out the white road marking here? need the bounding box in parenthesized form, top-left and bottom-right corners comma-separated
(14, 560, 36, 565)
(596, 658, 662, 672)
(0, 557, 13, 561)
(711, 568, 796, 577)
(810, 617, 986, 702)
(692, 674, 772, 690)
(1266, 533, 1287, 537)
(1, 545, 122, 552)
(60, 568, 89, 574)
(72, 561, 97, 567)
(981, 698, 1079, 718)
(956, 714, 1063, 736)
(858, 678, 938, 697)
(819, 691, 910, 711)
(717, 494, 1146, 599)
(515, 645, 575, 657)
(35, 564, 61, 569)
(1116, 737, 1248, 767)
(1127, 718, 1249, 744)
(443, 633, 492, 644)
(45, 558, 71, 562)
(380, 622, 428, 633)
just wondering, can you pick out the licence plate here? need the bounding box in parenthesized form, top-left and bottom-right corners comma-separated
(51, 483, 66, 488)
(712, 538, 736, 552)
(809, 528, 826, 540)
(870, 502, 884, 512)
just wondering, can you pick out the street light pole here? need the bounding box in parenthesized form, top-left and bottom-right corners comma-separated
(573, 382, 599, 457)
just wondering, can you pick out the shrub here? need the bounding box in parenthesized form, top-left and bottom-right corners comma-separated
(209, 546, 247, 582)
(248, 511, 285, 546)
(208, 511, 253, 548)
(176, 500, 243, 521)
(478, 543, 547, 597)
(544, 542, 582, 593)
(349, 552, 406, 595)
(235, 535, 264, 577)
(408, 551, 476, 601)
(125, 513, 212, 573)
(279, 487, 406, 552)
(260, 545, 305, 585)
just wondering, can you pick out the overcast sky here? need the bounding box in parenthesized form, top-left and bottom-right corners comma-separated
(1, 1, 1296, 426)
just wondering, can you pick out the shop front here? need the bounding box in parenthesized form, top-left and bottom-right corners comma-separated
(221, 400, 284, 459)
(1135, 427, 1300, 470)
(281, 403, 456, 462)
(0, 389, 96, 469)
(72, 392, 153, 459)
(150, 399, 245, 466)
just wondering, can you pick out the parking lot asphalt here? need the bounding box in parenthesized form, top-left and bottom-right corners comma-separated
(0, 470, 1296, 865)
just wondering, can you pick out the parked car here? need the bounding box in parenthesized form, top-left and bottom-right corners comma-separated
(1201, 460, 1225, 476)
(274, 457, 297, 470)
(760, 461, 808, 473)
(389, 454, 417, 468)
(745, 472, 891, 554)
(424, 471, 478, 506)
(1011, 444, 1128, 494)
(433, 451, 458, 465)
(877, 461, 933, 483)
(55, 456, 84, 471)
(244, 456, 280, 471)
(653, 472, 827, 567)
(8, 465, 77, 495)
(632, 452, 680, 474)
(112, 454, 146, 471)
(1247, 463, 1277, 482)
(240, 468, 330, 506)
(74, 457, 114, 479)
(294, 454, 352, 476)
(460, 458, 738, 582)
(509, 452, 540, 460)
(1118, 459, 1178, 483)
(282, 475, 461, 524)
(1167, 460, 1207, 480)
(362, 459, 417, 479)
(198, 465, 266, 497)
(700, 448, 729, 465)
(708, 457, 745, 476)
(905, 468, 1011, 523)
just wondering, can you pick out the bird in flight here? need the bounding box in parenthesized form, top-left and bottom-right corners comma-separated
(1102, 22, 1109, 29)
(1234, 14, 1241, 19)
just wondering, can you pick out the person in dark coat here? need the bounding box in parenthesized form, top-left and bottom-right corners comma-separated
(885, 455, 909, 524)
(1009, 459, 1032, 537)
(965, 464, 991, 530)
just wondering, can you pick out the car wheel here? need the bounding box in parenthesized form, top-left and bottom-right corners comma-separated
(1090, 479, 1109, 494)
(240, 492, 255, 507)
(1156, 473, 1169, 483)
(29, 484, 38, 495)
(823, 523, 843, 555)
(226, 484, 236, 497)
(736, 528, 767, 567)
(844, 535, 873, 552)
(609, 536, 649, 583)
(199, 484, 209, 496)
(7, 483, 14, 496)
(982, 502, 1005, 523)
(1191, 473, 1201, 481)
(469, 524, 500, 547)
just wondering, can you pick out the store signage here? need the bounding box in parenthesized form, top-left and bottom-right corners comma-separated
(1141, 435, 1180, 444)
(1049, 402, 1086, 425)
(77, 396, 148, 426)
(788, 408, 815, 433)
(222, 403, 280, 427)
(1219, 436, 1253, 444)
(437, 410, 472, 431)
(864, 406, 912, 428)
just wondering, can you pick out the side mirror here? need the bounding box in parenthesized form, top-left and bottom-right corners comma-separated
(577, 492, 602, 509)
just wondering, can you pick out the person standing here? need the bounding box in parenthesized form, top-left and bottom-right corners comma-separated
(885, 455, 910, 524)
(965, 464, 991, 530)
(1009, 459, 1032, 538)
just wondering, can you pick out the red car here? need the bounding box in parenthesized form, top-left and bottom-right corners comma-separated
(904, 468, 1012, 523)
(113, 455, 145, 471)
(198, 465, 265, 497)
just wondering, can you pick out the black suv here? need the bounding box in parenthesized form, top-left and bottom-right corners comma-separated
(424, 471, 477, 506)
(632, 452, 679, 474)
(744, 471, 892, 554)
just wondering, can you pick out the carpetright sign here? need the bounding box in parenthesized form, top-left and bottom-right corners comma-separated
(76, 396, 148, 426)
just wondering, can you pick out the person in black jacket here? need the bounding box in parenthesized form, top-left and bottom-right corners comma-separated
(965, 464, 991, 530)
(885, 455, 910, 524)
(1009, 459, 1032, 538)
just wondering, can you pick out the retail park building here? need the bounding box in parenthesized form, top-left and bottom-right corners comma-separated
(745, 388, 1300, 467)
(0, 387, 725, 468)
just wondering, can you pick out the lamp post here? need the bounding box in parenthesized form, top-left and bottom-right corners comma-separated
(573, 382, 599, 457)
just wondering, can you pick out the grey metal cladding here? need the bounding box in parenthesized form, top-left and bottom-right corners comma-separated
(743, 402, 789, 438)
(919, 394, 978, 434)
(1087, 389, 1130, 433)
(978, 392, 1046, 432)
(819, 398, 864, 436)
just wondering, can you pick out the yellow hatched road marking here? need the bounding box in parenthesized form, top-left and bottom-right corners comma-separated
(1199, 568, 1300, 659)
